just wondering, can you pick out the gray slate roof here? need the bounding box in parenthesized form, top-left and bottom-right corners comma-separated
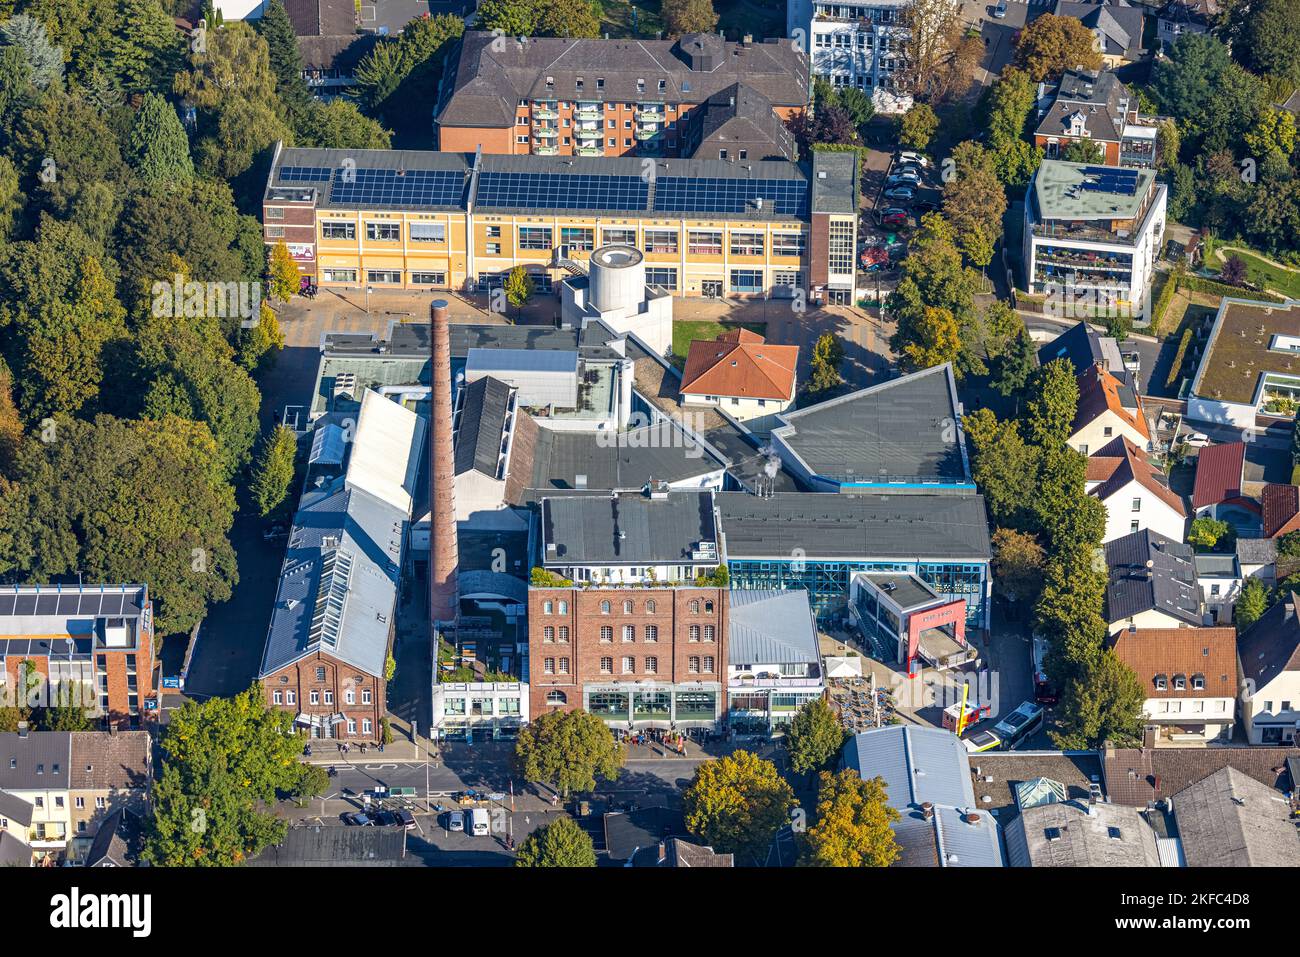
(0, 789, 34, 826)
(1105, 528, 1201, 625)
(0, 732, 71, 792)
(771, 364, 968, 486)
(1034, 69, 1131, 143)
(1055, 0, 1145, 58)
(0, 830, 28, 867)
(248, 824, 408, 866)
(689, 83, 797, 161)
(542, 491, 718, 566)
(455, 376, 515, 478)
(1237, 593, 1300, 688)
(728, 589, 819, 665)
(1173, 766, 1300, 866)
(260, 480, 405, 678)
(716, 491, 992, 562)
(1236, 537, 1278, 566)
(1005, 800, 1161, 866)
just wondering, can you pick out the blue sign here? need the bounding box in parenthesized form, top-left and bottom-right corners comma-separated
(162, 677, 182, 689)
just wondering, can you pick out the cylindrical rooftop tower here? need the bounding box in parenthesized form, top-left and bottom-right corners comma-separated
(588, 244, 645, 313)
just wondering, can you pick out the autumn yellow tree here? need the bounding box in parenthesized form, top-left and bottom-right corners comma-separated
(901, 305, 961, 371)
(801, 769, 900, 867)
(1012, 14, 1103, 81)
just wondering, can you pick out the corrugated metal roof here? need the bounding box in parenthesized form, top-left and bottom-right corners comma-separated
(844, 726, 976, 811)
(728, 590, 818, 665)
(1191, 442, 1246, 508)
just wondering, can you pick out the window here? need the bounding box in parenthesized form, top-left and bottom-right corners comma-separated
(316, 667, 327, 681)
(690, 625, 701, 642)
(410, 222, 446, 242)
(623, 600, 634, 614)
(265, 206, 285, 220)
(719, 149, 728, 160)
(704, 600, 714, 613)
(543, 600, 554, 614)
(519, 226, 553, 250)
(558, 600, 568, 614)
(644, 624, 658, 643)
(622, 656, 635, 674)
(643, 229, 678, 254)
(55, 797, 64, 809)
(310, 690, 320, 705)
(1173, 675, 1186, 690)
(645, 267, 677, 290)
(1104, 426, 1114, 437)
(772, 232, 806, 256)
(645, 599, 656, 613)
(645, 656, 658, 674)
(1154, 674, 1167, 690)
(96, 797, 105, 810)
(347, 718, 356, 734)
(322, 268, 357, 283)
(623, 625, 635, 642)
(600, 626, 613, 642)
(485, 242, 501, 255)
(688, 231, 723, 255)
(1192, 674, 1205, 690)
(730, 232, 764, 256)
(544, 657, 555, 674)
(286, 691, 296, 705)
(703, 656, 715, 673)
(367, 269, 401, 284)
(362, 689, 372, 705)
(411, 271, 446, 286)
(366, 222, 400, 242)
(486, 225, 502, 238)
(689, 600, 701, 613)
(1131, 498, 1142, 512)
(828, 219, 853, 274)
(703, 625, 715, 642)
(601, 600, 611, 614)
(266, 226, 285, 239)
(730, 269, 764, 293)
(324, 691, 333, 705)
(75, 797, 85, 810)
(558, 626, 569, 643)
(689, 656, 700, 674)
(345, 689, 355, 705)
(1130, 520, 1140, 533)
(603, 228, 636, 245)
(544, 626, 555, 643)
(273, 691, 283, 705)
(561, 227, 594, 251)
(600, 657, 613, 674)
(558, 657, 570, 675)
(362, 719, 372, 735)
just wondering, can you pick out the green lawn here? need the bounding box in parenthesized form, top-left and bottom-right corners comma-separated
(1222, 247, 1300, 300)
(715, 0, 785, 39)
(599, 0, 665, 37)
(670, 319, 767, 370)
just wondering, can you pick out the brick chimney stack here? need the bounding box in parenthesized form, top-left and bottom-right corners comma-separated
(429, 299, 459, 626)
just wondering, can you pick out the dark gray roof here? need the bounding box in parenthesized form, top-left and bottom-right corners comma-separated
(717, 492, 992, 562)
(728, 589, 819, 665)
(259, 481, 405, 678)
(0, 732, 71, 791)
(1105, 528, 1200, 625)
(858, 573, 940, 611)
(1034, 69, 1130, 143)
(1236, 537, 1278, 566)
(0, 790, 33, 827)
(451, 323, 625, 362)
(84, 808, 144, 868)
(603, 807, 682, 862)
(454, 376, 514, 478)
(541, 491, 718, 566)
(811, 150, 858, 215)
(1173, 766, 1300, 867)
(688, 83, 796, 161)
(1037, 320, 1108, 373)
(1194, 553, 1238, 577)
(1005, 800, 1161, 866)
(522, 421, 726, 500)
(772, 365, 968, 488)
(0, 829, 28, 867)
(437, 31, 809, 130)
(1237, 593, 1300, 688)
(247, 824, 408, 866)
(1054, 1, 1145, 58)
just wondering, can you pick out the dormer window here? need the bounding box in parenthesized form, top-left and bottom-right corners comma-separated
(575, 77, 584, 90)
(658, 79, 666, 91)
(1173, 674, 1187, 691)
(596, 77, 604, 89)
(1192, 673, 1205, 690)
(1154, 674, 1168, 690)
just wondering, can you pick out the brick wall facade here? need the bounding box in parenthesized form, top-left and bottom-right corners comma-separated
(527, 586, 728, 721)
(262, 650, 386, 742)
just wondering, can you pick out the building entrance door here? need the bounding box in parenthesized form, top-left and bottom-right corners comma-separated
(702, 280, 723, 297)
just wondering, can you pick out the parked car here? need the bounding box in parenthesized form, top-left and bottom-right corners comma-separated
(887, 169, 921, 185)
(372, 810, 400, 827)
(911, 199, 940, 214)
(342, 812, 375, 826)
(992, 0, 1008, 16)
(469, 807, 491, 837)
(393, 808, 417, 830)
(897, 151, 929, 168)
(1184, 432, 1211, 448)
(446, 810, 465, 832)
(994, 701, 1046, 750)
(879, 207, 908, 227)
(883, 185, 916, 201)
(963, 728, 1003, 754)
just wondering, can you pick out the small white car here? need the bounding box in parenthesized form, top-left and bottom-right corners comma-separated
(1184, 432, 1211, 448)
(897, 151, 929, 168)
(883, 185, 916, 201)
(446, 810, 465, 832)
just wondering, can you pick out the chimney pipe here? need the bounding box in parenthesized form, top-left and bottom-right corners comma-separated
(921, 801, 934, 821)
(17, 721, 28, 738)
(429, 299, 460, 626)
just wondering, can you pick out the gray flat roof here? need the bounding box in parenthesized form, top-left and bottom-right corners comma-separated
(716, 491, 991, 562)
(542, 491, 719, 566)
(857, 573, 940, 611)
(772, 365, 968, 487)
(1033, 160, 1157, 221)
(728, 589, 819, 665)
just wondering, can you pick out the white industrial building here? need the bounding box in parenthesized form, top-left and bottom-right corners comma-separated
(561, 245, 674, 360)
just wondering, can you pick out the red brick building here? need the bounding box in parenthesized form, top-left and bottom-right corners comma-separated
(0, 585, 156, 730)
(528, 586, 728, 729)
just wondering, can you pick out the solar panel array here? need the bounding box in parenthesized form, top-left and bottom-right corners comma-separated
(329, 168, 466, 208)
(476, 171, 649, 211)
(278, 166, 333, 183)
(1081, 166, 1139, 196)
(0, 588, 143, 618)
(653, 176, 809, 215)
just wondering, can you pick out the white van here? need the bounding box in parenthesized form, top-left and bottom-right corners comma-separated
(469, 807, 491, 837)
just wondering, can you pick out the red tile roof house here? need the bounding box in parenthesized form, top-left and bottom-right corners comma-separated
(1067, 365, 1151, 456)
(1109, 626, 1238, 745)
(1261, 484, 1300, 539)
(679, 330, 797, 429)
(1086, 436, 1187, 543)
(1191, 442, 1255, 529)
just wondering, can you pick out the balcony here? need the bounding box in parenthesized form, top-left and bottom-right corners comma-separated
(574, 106, 602, 121)
(635, 126, 659, 140)
(1032, 221, 1139, 246)
(576, 145, 603, 157)
(534, 145, 558, 156)
(575, 126, 602, 140)
(532, 107, 558, 120)
(636, 103, 664, 118)
(533, 125, 557, 138)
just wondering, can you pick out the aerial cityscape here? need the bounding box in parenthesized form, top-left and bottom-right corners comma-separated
(0, 0, 1296, 912)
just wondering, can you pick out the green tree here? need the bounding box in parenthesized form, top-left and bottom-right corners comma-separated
(984, 68, 1042, 187)
(662, 0, 719, 36)
(257, 0, 311, 123)
(143, 686, 303, 866)
(1243, 106, 1297, 159)
(964, 408, 1039, 530)
(942, 141, 1006, 269)
(504, 265, 535, 317)
(1012, 14, 1103, 81)
(267, 240, 300, 304)
(128, 93, 195, 184)
(800, 769, 900, 867)
(106, 0, 181, 93)
(1060, 139, 1105, 163)
(992, 328, 1037, 401)
(514, 709, 624, 798)
(35, 680, 97, 731)
(992, 527, 1046, 604)
(515, 816, 598, 867)
(683, 750, 796, 865)
(0, 14, 64, 89)
(1235, 576, 1270, 633)
(249, 426, 297, 517)
(808, 331, 845, 395)
(888, 213, 982, 377)
(898, 103, 939, 151)
(1051, 649, 1145, 750)
(1024, 358, 1078, 447)
(475, 0, 542, 37)
(1187, 516, 1230, 551)
(785, 698, 847, 775)
(899, 305, 962, 372)
(290, 763, 330, 806)
(536, 0, 603, 37)
(299, 98, 392, 150)
(1229, 0, 1300, 86)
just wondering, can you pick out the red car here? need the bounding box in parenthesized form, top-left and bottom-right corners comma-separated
(879, 208, 908, 227)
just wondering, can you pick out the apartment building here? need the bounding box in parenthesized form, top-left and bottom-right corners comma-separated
(0, 584, 156, 730)
(1109, 627, 1237, 745)
(434, 31, 807, 159)
(1023, 160, 1167, 316)
(786, 0, 915, 106)
(262, 144, 858, 302)
(1034, 69, 1160, 168)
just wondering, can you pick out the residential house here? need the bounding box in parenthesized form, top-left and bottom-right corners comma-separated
(1157, 0, 1219, 51)
(284, 0, 376, 96)
(1069, 365, 1152, 456)
(680, 329, 799, 428)
(1109, 626, 1237, 744)
(1173, 766, 1300, 866)
(1236, 592, 1300, 745)
(1033, 69, 1159, 167)
(1186, 299, 1300, 429)
(680, 83, 798, 163)
(1104, 528, 1201, 635)
(1194, 553, 1241, 624)
(841, 725, 1004, 867)
(1191, 441, 1252, 528)
(726, 589, 824, 733)
(1037, 319, 1125, 375)
(1005, 800, 1163, 866)
(634, 836, 734, 867)
(1102, 742, 1297, 805)
(1086, 436, 1186, 543)
(1053, 0, 1146, 68)
(1237, 537, 1279, 586)
(84, 807, 145, 867)
(1261, 483, 1300, 539)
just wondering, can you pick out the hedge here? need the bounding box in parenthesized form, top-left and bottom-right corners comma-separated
(1149, 269, 1182, 338)
(1176, 274, 1286, 303)
(1166, 327, 1193, 391)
